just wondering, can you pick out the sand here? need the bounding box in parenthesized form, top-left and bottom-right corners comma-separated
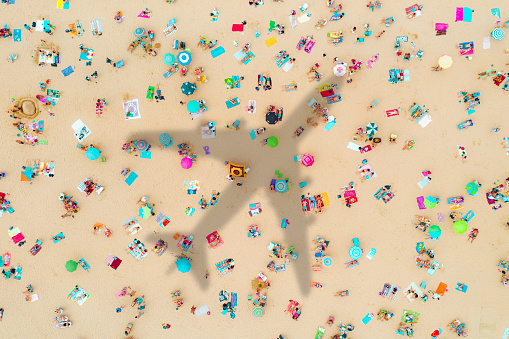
(1, 0, 509, 338)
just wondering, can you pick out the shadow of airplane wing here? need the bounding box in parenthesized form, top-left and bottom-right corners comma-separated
(129, 75, 337, 295)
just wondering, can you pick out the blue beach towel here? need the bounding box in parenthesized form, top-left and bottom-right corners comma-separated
(211, 46, 225, 58)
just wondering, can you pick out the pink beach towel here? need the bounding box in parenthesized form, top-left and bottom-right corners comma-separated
(416, 196, 426, 210)
(435, 23, 448, 31)
(12, 233, 25, 244)
(232, 24, 244, 32)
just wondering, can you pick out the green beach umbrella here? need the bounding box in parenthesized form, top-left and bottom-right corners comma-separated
(465, 181, 479, 196)
(366, 123, 378, 136)
(267, 136, 278, 148)
(453, 220, 468, 234)
(139, 206, 151, 219)
(424, 196, 437, 209)
(428, 225, 441, 238)
(66, 260, 77, 272)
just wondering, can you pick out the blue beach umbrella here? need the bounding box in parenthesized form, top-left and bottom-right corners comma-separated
(177, 51, 192, 66)
(176, 258, 191, 273)
(187, 100, 200, 113)
(86, 147, 101, 160)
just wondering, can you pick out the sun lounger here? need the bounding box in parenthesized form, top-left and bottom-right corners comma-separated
(366, 248, 376, 259)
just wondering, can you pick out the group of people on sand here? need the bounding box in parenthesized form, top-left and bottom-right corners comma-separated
(59, 193, 79, 219)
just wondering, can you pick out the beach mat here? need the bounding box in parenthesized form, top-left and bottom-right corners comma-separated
(211, 46, 225, 58)
(57, 0, 69, 9)
(13, 29, 21, 42)
(146, 86, 155, 99)
(265, 37, 277, 47)
(125, 171, 138, 186)
(232, 24, 244, 32)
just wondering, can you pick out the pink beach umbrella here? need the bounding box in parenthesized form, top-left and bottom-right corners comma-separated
(302, 154, 314, 167)
(181, 157, 193, 169)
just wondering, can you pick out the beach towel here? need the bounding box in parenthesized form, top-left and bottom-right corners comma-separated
(403, 282, 423, 302)
(347, 141, 361, 152)
(241, 52, 255, 65)
(90, 20, 101, 36)
(418, 177, 430, 189)
(57, 0, 69, 9)
(123, 99, 141, 120)
(282, 61, 293, 72)
(232, 24, 244, 32)
(456, 7, 473, 22)
(483, 37, 490, 49)
(146, 86, 155, 99)
(13, 29, 21, 42)
(211, 46, 225, 58)
(226, 98, 240, 109)
(416, 196, 426, 209)
(125, 171, 138, 186)
(195, 305, 210, 317)
(362, 313, 374, 325)
(289, 15, 297, 28)
(201, 126, 216, 139)
(61, 65, 75, 77)
(386, 109, 400, 117)
(298, 14, 311, 23)
(265, 37, 277, 47)
(417, 114, 432, 128)
(163, 25, 178, 36)
(79, 48, 94, 61)
(68, 285, 90, 306)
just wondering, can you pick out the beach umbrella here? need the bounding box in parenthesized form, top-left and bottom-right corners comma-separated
(177, 51, 192, 66)
(159, 133, 172, 147)
(66, 260, 77, 272)
(302, 154, 314, 167)
(265, 111, 278, 124)
(438, 55, 453, 69)
(267, 136, 278, 148)
(491, 28, 505, 40)
(21, 171, 32, 182)
(424, 196, 437, 209)
(135, 140, 149, 151)
(428, 225, 442, 238)
(453, 220, 468, 234)
(163, 53, 176, 66)
(86, 147, 101, 160)
(333, 62, 347, 77)
(181, 82, 197, 96)
(134, 27, 145, 37)
(187, 100, 200, 113)
(349, 246, 362, 259)
(176, 258, 191, 273)
(366, 123, 378, 136)
(274, 180, 288, 193)
(465, 181, 479, 196)
(139, 206, 151, 219)
(253, 307, 265, 317)
(322, 256, 333, 267)
(181, 157, 193, 169)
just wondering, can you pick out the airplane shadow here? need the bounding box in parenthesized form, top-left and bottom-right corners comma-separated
(132, 75, 339, 295)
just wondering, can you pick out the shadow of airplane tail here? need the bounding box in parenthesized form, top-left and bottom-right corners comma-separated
(130, 75, 338, 295)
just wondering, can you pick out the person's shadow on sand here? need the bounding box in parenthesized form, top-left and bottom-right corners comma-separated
(134, 76, 339, 295)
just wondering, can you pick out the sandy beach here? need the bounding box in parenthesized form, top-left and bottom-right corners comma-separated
(1, 0, 509, 338)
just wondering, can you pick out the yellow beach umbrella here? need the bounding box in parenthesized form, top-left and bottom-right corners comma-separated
(438, 55, 453, 69)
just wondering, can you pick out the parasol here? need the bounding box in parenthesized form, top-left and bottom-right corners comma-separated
(176, 258, 191, 273)
(86, 147, 101, 160)
(333, 62, 347, 76)
(438, 55, 453, 69)
(181, 157, 193, 169)
(491, 28, 505, 40)
(134, 27, 145, 37)
(453, 220, 468, 234)
(187, 100, 200, 113)
(274, 180, 288, 193)
(302, 154, 314, 167)
(163, 53, 176, 66)
(135, 140, 148, 151)
(139, 206, 151, 219)
(267, 136, 278, 148)
(265, 111, 278, 124)
(428, 225, 442, 238)
(465, 181, 479, 196)
(66, 260, 77, 272)
(366, 123, 378, 135)
(181, 82, 197, 96)
(177, 51, 192, 66)
(424, 196, 437, 209)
